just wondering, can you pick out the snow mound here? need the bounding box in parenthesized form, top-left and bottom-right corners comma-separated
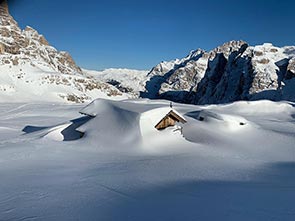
(213, 100, 294, 116)
(186, 110, 249, 134)
(78, 99, 141, 148)
(79, 99, 188, 152)
(79, 99, 117, 117)
(218, 113, 249, 131)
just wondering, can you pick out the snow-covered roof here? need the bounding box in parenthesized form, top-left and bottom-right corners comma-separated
(140, 107, 186, 127)
(79, 99, 113, 117)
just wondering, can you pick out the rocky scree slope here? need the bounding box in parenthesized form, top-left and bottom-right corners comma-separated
(0, 0, 126, 103)
(143, 41, 295, 104)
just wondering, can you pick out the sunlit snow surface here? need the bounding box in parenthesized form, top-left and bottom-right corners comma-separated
(0, 99, 295, 220)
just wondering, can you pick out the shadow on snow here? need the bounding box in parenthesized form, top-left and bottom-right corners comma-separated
(102, 162, 295, 221)
(22, 115, 93, 141)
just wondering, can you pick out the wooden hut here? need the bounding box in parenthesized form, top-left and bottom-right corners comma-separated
(155, 109, 187, 130)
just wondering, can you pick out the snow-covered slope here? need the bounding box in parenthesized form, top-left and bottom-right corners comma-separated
(83, 68, 149, 97)
(0, 99, 295, 220)
(1, 0, 295, 105)
(0, 1, 128, 103)
(144, 41, 295, 104)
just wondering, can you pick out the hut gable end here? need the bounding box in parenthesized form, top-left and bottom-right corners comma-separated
(155, 110, 187, 130)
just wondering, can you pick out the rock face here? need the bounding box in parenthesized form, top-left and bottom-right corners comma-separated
(0, 0, 9, 14)
(0, 1, 127, 103)
(0, 2, 81, 75)
(143, 41, 295, 104)
(1, 0, 294, 104)
(286, 58, 295, 79)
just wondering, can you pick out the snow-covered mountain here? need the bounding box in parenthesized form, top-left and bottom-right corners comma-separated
(143, 41, 295, 104)
(1, 0, 295, 105)
(0, 0, 130, 103)
(83, 68, 149, 97)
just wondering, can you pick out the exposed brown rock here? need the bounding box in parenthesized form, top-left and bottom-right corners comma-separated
(58, 52, 82, 73)
(0, 27, 10, 37)
(0, 3, 83, 75)
(0, 0, 9, 15)
(286, 58, 295, 79)
(12, 57, 19, 65)
(254, 51, 263, 56)
(39, 35, 49, 46)
(257, 58, 270, 64)
(4, 44, 20, 54)
(270, 48, 278, 53)
(0, 43, 4, 54)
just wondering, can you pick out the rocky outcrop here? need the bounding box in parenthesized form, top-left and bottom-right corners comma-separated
(286, 58, 295, 79)
(194, 41, 251, 104)
(0, 2, 81, 75)
(1, 0, 294, 104)
(0, 43, 4, 54)
(24, 26, 49, 46)
(143, 41, 295, 104)
(0, 1, 127, 103)
(0, 0, 9, 15)
(142, 49, 204, 101)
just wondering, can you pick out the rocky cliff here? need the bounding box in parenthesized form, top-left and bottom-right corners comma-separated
(143, 41, 295, 104)
(0, 0, 82, 74)
(0, 0, 127, 103)
(1, 0, 294, 104)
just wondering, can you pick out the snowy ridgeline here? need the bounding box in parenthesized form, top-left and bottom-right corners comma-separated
(82, 68, 149, 96)
(0, 99, 295, 220)
(1, 2, 295, 105)
(2, 40, 295, 105)
(144, 41, 295, 104)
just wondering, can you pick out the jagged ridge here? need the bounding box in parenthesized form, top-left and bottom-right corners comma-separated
(143, 41, 295, 104)
(1, 0, 295, 104)
(0, 0, 128, 103)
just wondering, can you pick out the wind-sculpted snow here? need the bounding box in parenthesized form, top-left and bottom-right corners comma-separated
(0, 99, 295, 220)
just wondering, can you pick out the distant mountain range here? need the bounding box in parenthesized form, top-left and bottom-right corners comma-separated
(1, 0, 294, 104)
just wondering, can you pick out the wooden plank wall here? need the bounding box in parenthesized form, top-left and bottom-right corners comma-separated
(155, 116, 176, 130)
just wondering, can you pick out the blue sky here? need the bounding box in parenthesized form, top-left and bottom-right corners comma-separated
(8, 0, 295, 70)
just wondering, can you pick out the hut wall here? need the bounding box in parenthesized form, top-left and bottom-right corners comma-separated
(155, 116, 176, 130)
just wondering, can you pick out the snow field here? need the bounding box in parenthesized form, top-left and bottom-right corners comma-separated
(0, 99, 294, 220)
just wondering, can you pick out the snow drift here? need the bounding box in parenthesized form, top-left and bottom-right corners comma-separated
(1, 99, 295, 221)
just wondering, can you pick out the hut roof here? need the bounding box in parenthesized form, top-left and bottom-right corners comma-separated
(79, 99, 117, 117)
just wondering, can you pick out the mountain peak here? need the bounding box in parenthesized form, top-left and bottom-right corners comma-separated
(0, 2, 82, 74)
(0, 0, 131, 103)
(143, 41, 295, 104)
